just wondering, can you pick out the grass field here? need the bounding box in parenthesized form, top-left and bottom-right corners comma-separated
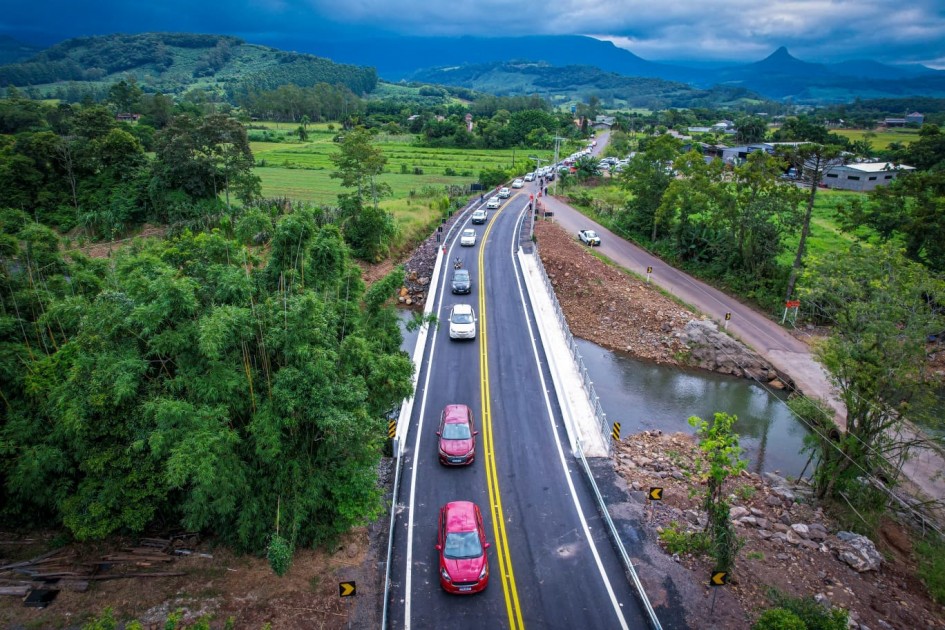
(252, 129, 556, 203)
(832, 128, 921, 150)
(778, 188, 862, 265)
(250, 127, 557, 255)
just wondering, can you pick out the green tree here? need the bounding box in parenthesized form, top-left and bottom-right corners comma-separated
(688, 412, 747, 574)
(837, 170, 945, 272)
(619, 134, 680, 241)
(779, 143, 845, 302)
(735, 116, 767, 144)
(798, 244, 945, 500)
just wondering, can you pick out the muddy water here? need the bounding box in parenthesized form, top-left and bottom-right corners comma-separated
(575, 339, 811, 477)
(397, 311, 811, 477)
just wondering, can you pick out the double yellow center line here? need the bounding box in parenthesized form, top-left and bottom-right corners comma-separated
(478, 201, 525, 630)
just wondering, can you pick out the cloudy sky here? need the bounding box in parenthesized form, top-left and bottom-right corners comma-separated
(4, 0, 945, 67)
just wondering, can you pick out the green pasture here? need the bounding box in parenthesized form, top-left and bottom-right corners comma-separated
(778, 188, 862, 264)
(832, 128, 920, 150)
(255, 167, 473, 205)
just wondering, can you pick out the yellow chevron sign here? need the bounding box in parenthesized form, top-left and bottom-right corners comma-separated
(648, 487, 663, 501)
(710, 571, 728, 586)
(339, 581, 356, 597)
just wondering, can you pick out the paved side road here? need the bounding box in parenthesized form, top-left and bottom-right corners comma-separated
(540, 134, 945, 504)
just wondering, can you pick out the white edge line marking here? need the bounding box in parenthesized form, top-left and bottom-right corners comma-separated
(509, 205, 630, 630)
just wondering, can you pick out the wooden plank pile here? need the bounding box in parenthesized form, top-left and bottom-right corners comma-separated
(0, 533, 199, 607)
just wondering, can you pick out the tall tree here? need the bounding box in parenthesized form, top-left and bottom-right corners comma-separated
(837, 170, 945, 272)
(329, 128, 395, 260)
(799, 244, 944, 500)
(619, 134, 680, 241)
(780, 143, 844, 302)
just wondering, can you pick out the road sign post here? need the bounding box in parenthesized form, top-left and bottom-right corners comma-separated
(611, 422, 621, 442)
(646, 266, 653, 283)
(723, 312, 731, 329)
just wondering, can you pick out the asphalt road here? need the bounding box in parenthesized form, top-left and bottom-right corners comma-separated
(387, 190, 650, 628)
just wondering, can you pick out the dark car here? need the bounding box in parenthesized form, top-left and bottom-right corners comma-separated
(451, 269, 471, 294)
(437, 404, 477, 465)
(436, 501, 490, 594)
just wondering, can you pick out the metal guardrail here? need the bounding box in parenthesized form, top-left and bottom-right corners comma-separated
(531, 247, 612, 453)
(574, 439, 663, 630)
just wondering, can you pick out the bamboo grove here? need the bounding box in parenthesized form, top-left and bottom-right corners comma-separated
(0, 208, 414, 554)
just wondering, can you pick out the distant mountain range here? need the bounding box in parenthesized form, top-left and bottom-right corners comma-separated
(2, 32, 944, 105)
(303, 36, 945, 103)
(410, 61, 763, 110)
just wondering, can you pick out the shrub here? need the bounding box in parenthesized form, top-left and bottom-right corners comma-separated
(413, 166, 424, 175)
(444, 167, 456, 176)
(752, 608, 805, 630)
(400, 163, 408, 174)
(916, 537, 945, 605)
(765, 591, 849, 630)
(658, 521, 711, 555)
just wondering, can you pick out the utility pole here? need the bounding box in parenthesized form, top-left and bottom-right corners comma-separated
(552, 135, 565, 196)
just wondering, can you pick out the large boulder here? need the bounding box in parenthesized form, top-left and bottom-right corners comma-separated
(835, 531, 883, 572)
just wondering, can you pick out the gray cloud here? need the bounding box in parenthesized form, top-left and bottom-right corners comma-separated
(3, 0, 944, 66)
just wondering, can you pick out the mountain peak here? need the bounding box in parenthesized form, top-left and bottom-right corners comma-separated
(766, 46, 795, 61)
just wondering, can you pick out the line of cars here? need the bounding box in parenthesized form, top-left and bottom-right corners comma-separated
(436, 198, 495, 595)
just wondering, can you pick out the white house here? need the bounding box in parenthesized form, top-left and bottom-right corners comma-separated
(822, 162, 915, 192)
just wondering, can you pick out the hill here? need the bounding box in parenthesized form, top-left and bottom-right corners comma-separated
(0, 34, 37, 65)
(410, 61, 764, 109)
(0, 32, 378, 97)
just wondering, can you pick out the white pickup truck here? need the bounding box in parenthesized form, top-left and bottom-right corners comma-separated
(578, 229, 601, 246)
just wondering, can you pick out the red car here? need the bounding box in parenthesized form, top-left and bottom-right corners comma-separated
(436, 404, 478, 466)
(436, 501, 490, 594)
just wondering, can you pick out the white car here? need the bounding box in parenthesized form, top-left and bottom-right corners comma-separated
(471, 209, 487, 224)
(460, 228, 477, 246)
(578, 229, 601, 246)
(498, 187, 511, 199)
(511, 178, 524, 188)
(448, 304, 477, 340)
(524, 172, 535, 181)
(486, 196, 501, 209)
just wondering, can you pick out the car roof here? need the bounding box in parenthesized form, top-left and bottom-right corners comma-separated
(452, 304, 473, 315)
(463, 228, 475, 234)
(442, 404, 471, 423)
(453, 268, 469, 277)
(473, 208, 486, 213)
(443, 501, 478, 532)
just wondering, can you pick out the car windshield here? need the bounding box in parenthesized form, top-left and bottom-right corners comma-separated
(442, 422, 472, 440)
(444, 531, 482, 559)
(453, 270, 469, 282)
(452, 312, 473, 324)
(463, 230, 475, 237)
